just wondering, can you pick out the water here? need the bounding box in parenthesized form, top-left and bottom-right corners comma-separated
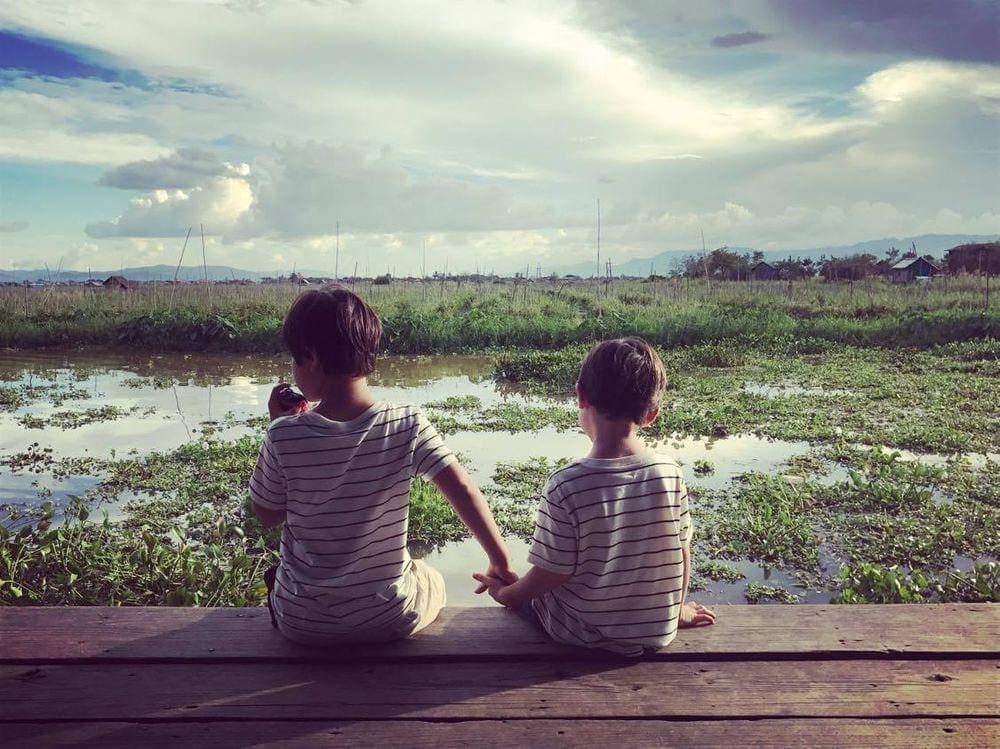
(1, 350, 953, 606)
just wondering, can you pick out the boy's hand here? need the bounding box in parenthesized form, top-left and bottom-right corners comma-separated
(486, 560, 518, 586)
(472, 572, 512, 606)
(679, 601, 716, 628)
(268, 383, 308, 421)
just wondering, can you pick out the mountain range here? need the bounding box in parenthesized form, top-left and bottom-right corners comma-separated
(1, 233, 995, 283)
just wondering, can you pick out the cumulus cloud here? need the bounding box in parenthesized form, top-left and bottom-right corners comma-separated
(233, 143, 560, 238)
(0, 221, 30, 232)
(85, 143, 562, 239)
(86, 177, 253, 238)
(99, 148, 249, 189)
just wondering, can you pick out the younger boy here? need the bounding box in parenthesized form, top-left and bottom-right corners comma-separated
(474, 337, 715, 655)
(251, 286, 516, 644)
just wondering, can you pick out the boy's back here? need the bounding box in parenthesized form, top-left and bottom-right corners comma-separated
(251, 402, 455, 644)
(528, 451, 691, 656)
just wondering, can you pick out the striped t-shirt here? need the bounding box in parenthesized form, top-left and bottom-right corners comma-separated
(528, 452, 692, 656)
(249, 402, 456, 644)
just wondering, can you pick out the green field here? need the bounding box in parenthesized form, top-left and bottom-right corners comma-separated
(1, 276, 996, 352)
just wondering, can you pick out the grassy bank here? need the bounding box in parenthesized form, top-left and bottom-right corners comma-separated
(2, 279, 996, 353)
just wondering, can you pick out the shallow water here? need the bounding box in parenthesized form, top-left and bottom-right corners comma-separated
(2, 350, 981, 607)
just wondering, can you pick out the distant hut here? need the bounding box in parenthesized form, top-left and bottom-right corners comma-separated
(887, 256, 940, 284)
(749, 261, 779, 281)
(288, 272, 311, 285)
(945, 242, 1000, 276)
(102, 275, 134, 290)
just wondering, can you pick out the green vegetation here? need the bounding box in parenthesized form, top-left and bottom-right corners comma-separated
(744, 582, 800, 604)
(496, 343, 999, 453)
(695, 560, 745, 583)
(425, 401, 577, 436)
(833, 562, 999, 604)
(1, 278, 997, 606)
(2, 278, 995, 353)
(18, 405, 147, 430)
(0, 436, 476, 605)
(692, 459, 715, 476)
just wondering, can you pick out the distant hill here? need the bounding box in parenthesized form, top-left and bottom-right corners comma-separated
(3, 233, 996, 282)
(549, 233, 998, 277)
(0, 264, 328, 284)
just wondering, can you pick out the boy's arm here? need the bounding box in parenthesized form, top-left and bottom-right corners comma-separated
(432, 463, 517, 583)
(474, 565, 570, 609)
(680, 541, 691, 607)
(679, 538, 716, 628)
(249, 385, 298, 529)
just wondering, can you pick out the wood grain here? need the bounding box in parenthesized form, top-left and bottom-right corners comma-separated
(2, 659, 995, 721)
(5, 719, 999, 749)
(2, 604, 997, 663)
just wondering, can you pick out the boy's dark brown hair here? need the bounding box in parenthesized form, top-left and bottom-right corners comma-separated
(577, 337, 666, 423)
(281, 285, 382, 376)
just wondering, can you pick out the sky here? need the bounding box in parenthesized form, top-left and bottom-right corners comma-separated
(0, 0, 998, 276)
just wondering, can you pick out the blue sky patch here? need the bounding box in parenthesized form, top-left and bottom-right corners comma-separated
(0, 31, 128, 81)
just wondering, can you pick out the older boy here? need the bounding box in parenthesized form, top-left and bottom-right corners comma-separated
(251, 286, 516, 644)
(475, 337, 715, 655)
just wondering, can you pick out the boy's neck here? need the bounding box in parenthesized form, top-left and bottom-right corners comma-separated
(586, 418, 647, 460)
(313, 376, 377, 422)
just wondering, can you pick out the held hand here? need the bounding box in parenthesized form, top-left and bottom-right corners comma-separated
(486, 560, 519, 586)
(679, 601, 717, 628)
(268, 383, 308, 421)
(472, 572, 511, 605)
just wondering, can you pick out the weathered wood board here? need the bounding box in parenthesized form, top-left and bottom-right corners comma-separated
(2, 604, 997, 663)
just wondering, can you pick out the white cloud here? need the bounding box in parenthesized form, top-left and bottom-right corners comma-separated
(0, 83, 168, 164)
(1, 1, 997, 268)
(99, 148, 250, 189)
(86, 177, 253, 238)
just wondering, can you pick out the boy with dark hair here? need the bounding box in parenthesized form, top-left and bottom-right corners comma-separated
(251, 285, 516, 644)
(475, 337, 715, 655)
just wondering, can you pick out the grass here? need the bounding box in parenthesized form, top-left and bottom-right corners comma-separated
(2, 277, 996, 353)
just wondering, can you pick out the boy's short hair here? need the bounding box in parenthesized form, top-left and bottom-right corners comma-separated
(281, 285, 381, 376)
(577, 337, 666, 423)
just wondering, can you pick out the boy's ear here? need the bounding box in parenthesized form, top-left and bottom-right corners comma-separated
(639, 405, 659, 427)
(575, 382, 588, 408)
(301, 349, 321, 370)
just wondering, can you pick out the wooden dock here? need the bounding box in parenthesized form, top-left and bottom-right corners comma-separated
(1, 604, 997, 747)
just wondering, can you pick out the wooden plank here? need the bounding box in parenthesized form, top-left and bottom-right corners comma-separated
(1, 604, 997, 663)
(1, 660, 995, 720)
(5, 719, 999, 749)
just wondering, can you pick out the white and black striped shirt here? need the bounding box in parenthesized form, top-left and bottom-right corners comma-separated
(528, 452, 692, 656)
(249, 402, 456, 643)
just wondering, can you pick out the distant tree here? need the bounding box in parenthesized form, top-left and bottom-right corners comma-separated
(820, 253, 878, 281)
(681, 247, 753, 280)
(773, 257, 815, 280)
